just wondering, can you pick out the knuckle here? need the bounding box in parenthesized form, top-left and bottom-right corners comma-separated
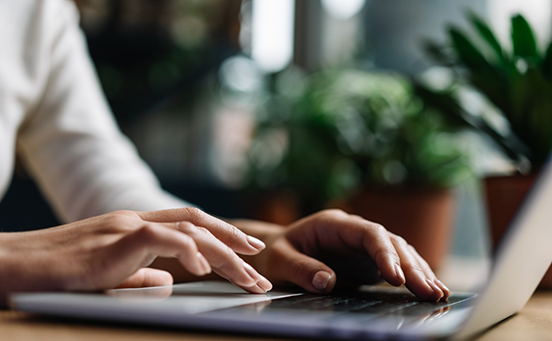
(390, 234, 408, 247)
(374, 248, 395, 265)
(110, 210, 137, 219)
(407, 264, 426, 277)
(139, 223, 157, 235)
(197, 225, 210, 234)
(408, 245, 430, 267)
(395, 236, 410, 248)
(212, 221, 243, 242)
(178, 234, 197, 252)
(183, 223, 214, 238)
(214, 246, 240, 269)
(368, 222, 387, 235)
(176, 221, 196, 234)
(198, 226, 215, 238)
(183, 207, 204, 221)
(319, 209, 348, 220)
(103, 211, 139, 230)
(387, 232, 400, 238)
(350, 214, 364, 220)
(407, 244, 418, 254)
(222, 244, 239, 260)
(133, 223, 159, 242)
(225, 225, 243, 242)
(290, 259, 312, 280)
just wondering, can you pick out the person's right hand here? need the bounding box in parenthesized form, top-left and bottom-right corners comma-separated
(235, 210, 450, 302)
(0, 208, 272, 304)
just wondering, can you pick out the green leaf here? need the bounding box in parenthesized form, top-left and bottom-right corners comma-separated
(449, 27, 510, 114)
(449, 27, 490, 69)
(414, 83, 527, 163)
(413, 83, 466, 127)
(511, 14, 540, 63)
(542, 42, 552, 80)
(510, 70, 552, 164)
(469, 12, 507, 66)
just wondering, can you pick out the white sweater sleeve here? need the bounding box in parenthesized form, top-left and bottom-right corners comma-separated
(16, 0, 191, 222)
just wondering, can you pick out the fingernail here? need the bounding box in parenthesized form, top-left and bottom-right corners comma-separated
(435, 279, 451, 297)
(197, 252, 211, 275)
(312, 271, 332, 291)
(426, 278, 443, 299)
(394, 264, 406, 284)
(247, 236, 266, 250)
(248, 284, 267, 294)
(257, 276, 273, 292)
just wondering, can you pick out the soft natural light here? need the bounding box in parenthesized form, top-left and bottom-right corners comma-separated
(321, 0, 366, 20)
(487, 0, 552, 47)
(251, 0, 295, 73)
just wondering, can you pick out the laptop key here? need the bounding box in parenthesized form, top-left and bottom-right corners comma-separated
(267, 295, 384, 312)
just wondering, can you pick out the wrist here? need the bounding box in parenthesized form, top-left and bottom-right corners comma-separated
(0, 233, 15, 305)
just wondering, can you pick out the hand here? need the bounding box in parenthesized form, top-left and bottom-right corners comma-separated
(0, 208, 272, 304)
(239, 209, 450, 302)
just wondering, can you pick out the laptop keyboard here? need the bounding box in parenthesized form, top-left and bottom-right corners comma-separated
(251, 290, 473, 320)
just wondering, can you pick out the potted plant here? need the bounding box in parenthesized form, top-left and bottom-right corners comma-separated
(246, 69, 470, 270)
(416, 13, 552, 286)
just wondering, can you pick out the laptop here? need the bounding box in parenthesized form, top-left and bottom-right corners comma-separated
(9, 159, 552, 340)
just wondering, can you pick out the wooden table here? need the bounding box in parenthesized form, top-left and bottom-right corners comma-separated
(2, 291, 552, 341)
(475, 290, 552, 341)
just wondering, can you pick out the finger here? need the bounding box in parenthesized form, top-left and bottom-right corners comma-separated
(113, 223, 212, 278)
(243, 261, 273, 293)
(409, 245, 451, 300)
(270, 239, 337, 294)
(360, 225, 405, 287)
(313, 212, 404, 286)
(172, 222, 270, 291)
(236, 262, 274, 294)
(137, 208, 265, 255)
(389, 235, 443, 302)
(115, 268, 173, 289)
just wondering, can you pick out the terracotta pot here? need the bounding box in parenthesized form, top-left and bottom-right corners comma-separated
(484, 174, 552, 289)
(339, 187, 455, 271)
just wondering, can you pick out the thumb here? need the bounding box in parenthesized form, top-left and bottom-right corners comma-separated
(272, 240, 337, 294)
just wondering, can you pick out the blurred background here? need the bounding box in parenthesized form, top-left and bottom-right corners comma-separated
(2, 0, 551, 275)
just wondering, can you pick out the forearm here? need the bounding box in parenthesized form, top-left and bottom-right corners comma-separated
(0, 232, 63, 306)
(0, 234, 11, 305)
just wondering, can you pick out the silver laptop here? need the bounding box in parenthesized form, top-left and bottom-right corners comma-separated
(9, 160, 552, 340)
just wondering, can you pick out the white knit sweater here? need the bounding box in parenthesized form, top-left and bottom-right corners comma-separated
(0, 0, 189, 223)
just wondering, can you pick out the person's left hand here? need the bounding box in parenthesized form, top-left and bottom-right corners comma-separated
(0, 208, 272, 304)
(238, 209, 450, 302)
